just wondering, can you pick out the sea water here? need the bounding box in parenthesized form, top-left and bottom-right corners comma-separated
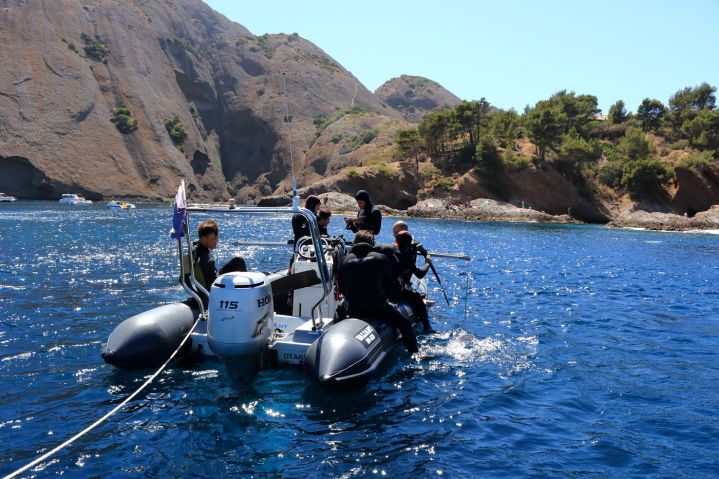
(0, 202, 717, 478)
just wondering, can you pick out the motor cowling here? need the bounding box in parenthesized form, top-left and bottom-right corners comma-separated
(207, 272, 273, 358)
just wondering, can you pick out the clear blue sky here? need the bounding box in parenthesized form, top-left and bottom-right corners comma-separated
(203, 0, 718, 114)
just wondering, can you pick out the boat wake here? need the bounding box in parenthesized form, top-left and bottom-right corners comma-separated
(420, 328, 537, 378)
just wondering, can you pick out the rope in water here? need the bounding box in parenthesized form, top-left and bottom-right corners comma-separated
(464, 268, 471, 323)
(3, 319, 201, 479)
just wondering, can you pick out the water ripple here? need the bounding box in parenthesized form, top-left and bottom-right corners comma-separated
(1, 204, 718, 478)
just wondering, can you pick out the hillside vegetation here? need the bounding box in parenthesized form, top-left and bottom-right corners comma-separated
(390, 83, 719, 219)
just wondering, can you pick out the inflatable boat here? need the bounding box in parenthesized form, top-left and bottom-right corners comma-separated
(102, 197, 424, 389)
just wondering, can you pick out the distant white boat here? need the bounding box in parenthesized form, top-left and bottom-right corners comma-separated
(0, 193, 16, 202)
(59, 194, 93, 205)
(106, 200, 136, 210)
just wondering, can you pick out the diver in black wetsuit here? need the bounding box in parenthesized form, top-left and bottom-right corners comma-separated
(394, 231, 434, 333)
(292, 195, 322, 243)
(344, 190, 382, 235)
(392, 220, 432, 266)
(188, 219, 247, 294)
(337, 230, 418, 354)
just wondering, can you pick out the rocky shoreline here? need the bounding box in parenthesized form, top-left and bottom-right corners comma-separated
(295, 193, 719, 232)
(605, 206, 719, 232)
(403, 198, 579, 224)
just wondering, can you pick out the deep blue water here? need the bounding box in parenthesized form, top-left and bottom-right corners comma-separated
(1, 201, 718, 478)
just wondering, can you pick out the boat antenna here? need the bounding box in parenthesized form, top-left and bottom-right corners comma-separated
(282, 72, 299, 210)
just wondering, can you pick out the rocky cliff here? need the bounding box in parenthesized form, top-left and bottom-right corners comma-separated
(375, 75, 461, 122)
(2, 1, 716, 230)
(0, 0, 400, 202)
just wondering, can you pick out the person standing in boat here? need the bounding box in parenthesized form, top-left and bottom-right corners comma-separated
(344, 190, 382, 235)
(189, 219, 247, 291)
(392, 220, 432, 266)
(394, 231, 434, 333)
(337, 230, 418, 354)
(292, 195, 321, 243)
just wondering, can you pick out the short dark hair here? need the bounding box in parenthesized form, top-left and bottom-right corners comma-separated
(198, 219, 218, 238)
(354, 230, 374, 245)
(317, 208, 332, 220)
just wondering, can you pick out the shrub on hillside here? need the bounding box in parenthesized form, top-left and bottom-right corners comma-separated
(680, 109, 719, 150)
(596, 161, 623, 187)
(313, 107, 365, 133)
(556, 129, 601, 172)
(346, 129, 377, 151)
(420, 164, 440, 179)
(168, 35, 192, 52)
(188, 102, 200, 121)
(474, 136, 501, 178)
(164, 114, 187, 146)
(587, 120, 628, 140)
(81, 33, 109, 63)
(433, 176, 455, 190)
(596, 128, 670, 194)
(111, 107, 138, 134)
(501, 150, 531, 171)
(678, 151, 717, 173)
(620, 158, 672, 192)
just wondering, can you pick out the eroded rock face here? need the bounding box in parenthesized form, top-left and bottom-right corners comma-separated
(671, 166, 719, 216)
(450, 168, 610, 223)
(0, 0, 399, 201)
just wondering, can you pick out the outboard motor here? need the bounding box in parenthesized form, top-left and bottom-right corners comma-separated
(207, 272, 274, 379)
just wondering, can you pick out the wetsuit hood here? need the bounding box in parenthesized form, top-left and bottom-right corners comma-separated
(396, 230, 413, 251)
(354, 190, 372, 208)
(305, 195, 321, 214)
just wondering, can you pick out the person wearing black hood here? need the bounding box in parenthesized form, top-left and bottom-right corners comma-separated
(292, 195, 322, 243)
(344, 190, 382, 235)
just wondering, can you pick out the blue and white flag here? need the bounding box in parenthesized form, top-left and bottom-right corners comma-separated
(170, 180, 186, 240)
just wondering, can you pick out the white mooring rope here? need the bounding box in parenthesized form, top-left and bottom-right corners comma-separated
(4, 319, 200, 479)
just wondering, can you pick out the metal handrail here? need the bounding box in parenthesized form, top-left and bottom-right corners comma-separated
(177, 218, 207, 319)
(182, 202, 332, 329)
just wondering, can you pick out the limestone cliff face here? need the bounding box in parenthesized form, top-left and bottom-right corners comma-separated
(0, 0, 399, 202)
